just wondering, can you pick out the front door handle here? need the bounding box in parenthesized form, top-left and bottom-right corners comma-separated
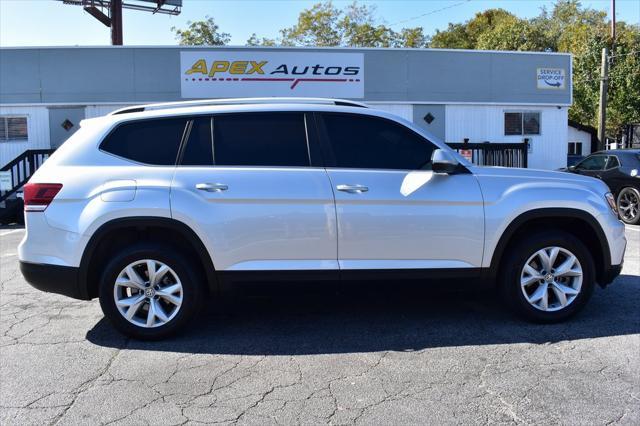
(196, 183, 228, 192)
(336, 184, 369, 193)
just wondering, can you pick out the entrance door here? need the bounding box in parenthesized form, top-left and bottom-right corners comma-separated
(315, 112, 484, 273)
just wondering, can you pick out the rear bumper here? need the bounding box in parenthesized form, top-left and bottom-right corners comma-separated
(19, 261, 86, 300)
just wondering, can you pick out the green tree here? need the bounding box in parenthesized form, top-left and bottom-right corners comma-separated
(428, 0, 640, 137)
(278, 1, 342, 46)
(171, 16, 230, 46)
(431, 9, 515, 49)
(475, 16, 548, 51)
(396, 27, 428, 48)
(246, 33, 277, 47)
(248, 1, 426, 48)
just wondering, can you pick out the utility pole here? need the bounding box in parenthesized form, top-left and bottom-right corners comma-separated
(611, 0, 616, 44)
(111, 0, 123, 46)
(597, 47, 609, 151)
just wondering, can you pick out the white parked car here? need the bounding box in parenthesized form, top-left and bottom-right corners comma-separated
(19, 98, 626, 339)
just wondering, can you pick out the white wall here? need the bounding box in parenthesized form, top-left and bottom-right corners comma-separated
(0, 106, 50, 167)
(567, 126, 591, 156)
(369, 104, 413, 121)
(445, 105, 568, 170)
(85, 104, 130, 119)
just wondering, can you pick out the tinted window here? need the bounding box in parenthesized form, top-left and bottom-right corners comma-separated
(577, 155, 607, 170)
(213, 113, 309, 167)
(181, 118, 213, 166)
(101, 118, 187, 165)
(606, 156, 619, 169)
(504, 112, 541, 136)
(320, 113, 435, 170)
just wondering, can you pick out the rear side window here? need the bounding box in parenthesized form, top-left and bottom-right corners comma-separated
(181, 118, 214, 166)
(319, 113, 436, 170)
(100, 118, 187, 165)
(213, 113, 309, 167)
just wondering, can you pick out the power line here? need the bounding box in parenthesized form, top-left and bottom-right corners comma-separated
(388, 0, 472, 27)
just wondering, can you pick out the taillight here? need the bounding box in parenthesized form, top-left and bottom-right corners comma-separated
(23, 183, 63, 212)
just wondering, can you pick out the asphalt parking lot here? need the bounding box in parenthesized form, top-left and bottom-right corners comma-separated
(0, 227, 638, 425)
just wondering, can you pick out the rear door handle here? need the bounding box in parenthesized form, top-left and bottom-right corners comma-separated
(196, 183, 228, 192)
(336, 184, 369, 193)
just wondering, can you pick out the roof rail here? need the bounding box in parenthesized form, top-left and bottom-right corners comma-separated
(110, 97, 368, 115)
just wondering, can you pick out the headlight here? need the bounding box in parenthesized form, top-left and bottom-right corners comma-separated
(605, 192, 617, 214)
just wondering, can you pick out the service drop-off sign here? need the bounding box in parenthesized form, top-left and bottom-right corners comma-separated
(537, 68, 566, 90)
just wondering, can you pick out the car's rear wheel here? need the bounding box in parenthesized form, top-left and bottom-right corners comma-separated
(617, 187, 640, 225)
(500, 230, 595, 322)
(98, 244, 203, 340)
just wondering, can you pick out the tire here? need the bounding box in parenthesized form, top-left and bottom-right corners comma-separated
(617, 187, 640, 225)
(98, 243, 204, 340)
(499, 230, 595, 323)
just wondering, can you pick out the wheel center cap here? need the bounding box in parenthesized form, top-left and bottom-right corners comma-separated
(144, 287, 155, 298)
(544, 273, 554, 283)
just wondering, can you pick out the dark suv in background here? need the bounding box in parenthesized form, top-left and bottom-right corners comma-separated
(565, 149, 640, 225)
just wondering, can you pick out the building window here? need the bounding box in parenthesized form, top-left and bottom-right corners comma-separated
(505, 112, 540, 136)
(568, 142, 583, 155)
(0, 116, 28, 141)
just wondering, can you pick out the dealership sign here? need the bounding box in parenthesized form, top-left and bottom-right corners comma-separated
(537, 68, 566, 90)
(180, 51, 364, 99)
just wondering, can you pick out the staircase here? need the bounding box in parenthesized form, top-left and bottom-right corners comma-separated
(0, 149, 55, 223)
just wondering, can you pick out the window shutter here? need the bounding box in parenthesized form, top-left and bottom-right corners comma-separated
(0, 118, 7, 141)
(504, 112, 522, 135)
(7, 117, 28, 140)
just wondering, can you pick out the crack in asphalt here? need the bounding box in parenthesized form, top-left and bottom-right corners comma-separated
(0, 229, 639, 425)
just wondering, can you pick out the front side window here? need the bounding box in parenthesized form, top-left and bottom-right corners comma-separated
(505, 112, 541, 136)
(319, 113, 436, 170)
(0, 116, 28, 141)
(213, 113, 309, 167)
(577, 155, 607, 171)
(100, 118, 187, 165)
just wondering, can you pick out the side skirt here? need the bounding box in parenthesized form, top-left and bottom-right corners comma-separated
(217, 268, 488, 291)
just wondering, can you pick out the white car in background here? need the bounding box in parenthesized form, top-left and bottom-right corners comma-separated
(18, 98, 626, 339)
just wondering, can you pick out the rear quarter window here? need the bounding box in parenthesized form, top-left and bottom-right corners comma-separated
(100, 118, 188, 165)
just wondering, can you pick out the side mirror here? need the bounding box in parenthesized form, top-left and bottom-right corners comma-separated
(432, 149, 460, 174)
(568, 165, 576, 171)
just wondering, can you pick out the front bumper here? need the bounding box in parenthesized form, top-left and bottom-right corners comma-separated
(19, 261, 84, 300)
(599, 263, 623, 287)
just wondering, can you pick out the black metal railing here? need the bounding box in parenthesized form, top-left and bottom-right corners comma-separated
(0, 149, 56, 203)
(446, 139, 529, 168)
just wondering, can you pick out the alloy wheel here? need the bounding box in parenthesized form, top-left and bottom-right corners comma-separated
(520, 246, 583, 312)
(617, 188, 639, 223)
(114, 259, 183, 328)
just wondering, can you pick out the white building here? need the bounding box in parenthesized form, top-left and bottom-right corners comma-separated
(1, 46, 574, 170)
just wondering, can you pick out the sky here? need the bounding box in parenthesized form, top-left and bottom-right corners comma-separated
(0, 0, 639, 47)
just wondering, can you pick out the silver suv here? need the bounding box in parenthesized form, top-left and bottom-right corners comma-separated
(18, 98, 626, 339)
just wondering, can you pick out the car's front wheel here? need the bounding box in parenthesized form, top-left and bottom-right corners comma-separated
(500, 231, 595, 323)
(98, 244, 204, 340)
(617, 187, 640, 225)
